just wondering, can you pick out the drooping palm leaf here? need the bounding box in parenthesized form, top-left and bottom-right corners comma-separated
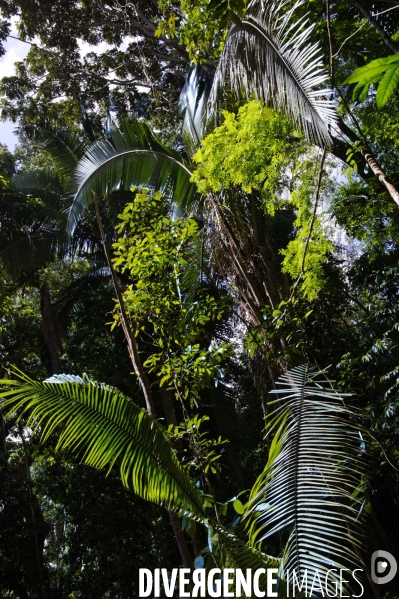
(0, 369, 205, 519)
(208, 0, 338, 146)
(208, 521, 279, 575)
(178, 64, 214, 157)
(245, 365, 364, 594)
(1, 236, 59, 279)
(17, 123, 90, 181)
(66, 116, 196, 238)
(0, 173, 63, 279)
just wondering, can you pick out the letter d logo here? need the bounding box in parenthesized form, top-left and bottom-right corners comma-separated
(371, 550, 397, 584)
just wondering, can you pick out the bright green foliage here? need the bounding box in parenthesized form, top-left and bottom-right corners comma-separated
(144, 341, 233, 405)
(0, 174, 8, 190)
(156, 0, 246, 62)
(345, 53, 399, 108)
(192, 102, 333, 300)
(112, 189, 198, 329)
(0, 369, 206, 519)
(112, 188, 233, 404)
(281, 226, 332, 301)
(191, 102, 304, 213)
(280, 159, 334, 301)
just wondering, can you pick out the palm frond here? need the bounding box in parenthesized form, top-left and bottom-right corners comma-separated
(13, 170, 64, 211)
(245, 365, 364, 594)
(208, 0, 338, 146)
(0, 174, 64, 278)
(66, 116, 196, 238)
(0, 369, 206, 519)
(208, 521, 279, 572)
(1, 236, 59, 279)
(178, 64, 214, 157)
(0, 368, 283, 582)
(17, 124, 90, 180)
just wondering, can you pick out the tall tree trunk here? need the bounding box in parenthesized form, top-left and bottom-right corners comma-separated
(159, 387, 199, 563)
(40, 282, 64, 376)
(168, 511, 193, 569)
(92, 193, 156, 414)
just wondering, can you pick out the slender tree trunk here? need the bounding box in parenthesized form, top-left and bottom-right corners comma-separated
(168, 511, 193, 569)
(92, 193, 156, 414)
(19, 425, 47, 599)
(325, 0, 399, 206)
(40, 282, 63, 375)
(353, 1, 399, 54)
(159, 387, 199, 563)
(93, 193, 194, 569)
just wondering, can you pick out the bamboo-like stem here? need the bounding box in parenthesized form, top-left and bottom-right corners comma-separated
(339, 120, 399, 208)
(325, 2, 399, 207)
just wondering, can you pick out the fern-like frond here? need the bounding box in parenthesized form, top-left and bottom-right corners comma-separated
(245, 365, 364, 594)
(0, 369, 206, 519)
(66, 117, 195, 238)
(1, 236, 59, 279)
(208, 0, 338, 146)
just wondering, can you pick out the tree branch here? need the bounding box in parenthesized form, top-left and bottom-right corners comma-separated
(353, 1, 399, 53)
(92, 192, 156, 415)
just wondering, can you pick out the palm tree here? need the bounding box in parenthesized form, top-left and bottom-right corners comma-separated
(0, 364, 364, 595)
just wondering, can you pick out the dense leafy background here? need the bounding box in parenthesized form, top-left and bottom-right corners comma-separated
(1, 0, 399, 597)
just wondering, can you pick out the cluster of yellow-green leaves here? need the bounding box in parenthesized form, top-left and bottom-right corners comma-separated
(192, 101, 333, 301)
(192, 102, 301, 210)
(280, 154, 334, 302)
(112, 189, 233, 405)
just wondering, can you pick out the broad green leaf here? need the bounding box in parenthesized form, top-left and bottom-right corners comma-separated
(376, 64, 399, 108)
(345, 63, 390, 85)
(345, 54, 399, 84)
(358, 82, 371, 103)
(233, 499, 244, 514)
